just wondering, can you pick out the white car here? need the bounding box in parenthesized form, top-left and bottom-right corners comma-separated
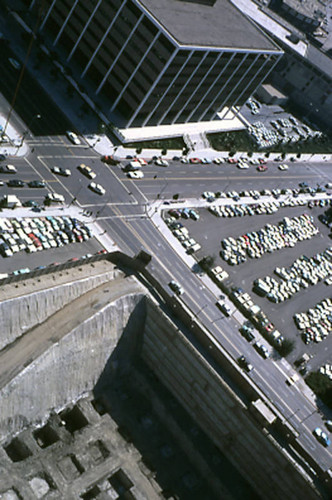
(88, 182, 106, 195)
(128, 170, 144, 179)
(45, 192, 65, 203)
(155, 158, 169, 167)
(216, 300, 232, 316)
(66, 131, 81, 145)
(278, 164, 289, 171)
(254, 341, 270, 359)
(51, 166, 71, 176)
(202, 191, 215, 199)
(237, 162, 249, 169)
(8, 57, 21, 70)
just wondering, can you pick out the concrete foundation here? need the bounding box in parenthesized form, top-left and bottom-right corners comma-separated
(0, 262, 328, 499)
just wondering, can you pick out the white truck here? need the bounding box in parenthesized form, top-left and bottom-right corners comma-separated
(2, 194, 21, 208)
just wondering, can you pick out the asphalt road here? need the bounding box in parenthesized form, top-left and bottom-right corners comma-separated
(0, 24, 331, 475)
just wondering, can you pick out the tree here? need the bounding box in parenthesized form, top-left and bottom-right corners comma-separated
(136, 147, 142, 155)
(161, 148, 167, 156)
(281, 152, 286, 160)
(306, 372, 332, 409)
(265, 152, 270, 158)
(276, 339, 294, 357)
(199, 255, 215, 271)
(172, 193, 179, 200)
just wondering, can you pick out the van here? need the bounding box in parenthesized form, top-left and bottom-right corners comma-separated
(187, 243, 201, 254)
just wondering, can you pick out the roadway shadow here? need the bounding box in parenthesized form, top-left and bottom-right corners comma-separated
(91, 299, 258, 500)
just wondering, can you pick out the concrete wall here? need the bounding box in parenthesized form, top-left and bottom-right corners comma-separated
(0, 292, 145, 442)
(0, 269, 118, 352)
(141, 300, 321, 500)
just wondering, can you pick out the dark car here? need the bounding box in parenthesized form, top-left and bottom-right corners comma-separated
(168, 209, 181, 219)
(237, 355, 254, 372)
(0, 154, 7, 161)
(23, 200, 39, 207)
(28, 180, 46, 188)
(240, 322, 256, 342)
(7, 179, 24, 187)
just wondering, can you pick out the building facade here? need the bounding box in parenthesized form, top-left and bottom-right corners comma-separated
(33, 0, 283, 128)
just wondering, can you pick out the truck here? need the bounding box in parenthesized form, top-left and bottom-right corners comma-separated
(2, 194, 22, 208)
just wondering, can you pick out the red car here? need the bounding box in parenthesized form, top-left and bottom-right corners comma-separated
(257, 164, 268, 172)
(189, 158, 202, 164)
(101, 155, 118, 165)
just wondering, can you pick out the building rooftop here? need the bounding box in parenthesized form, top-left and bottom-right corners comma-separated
(137, 0, 280, 51)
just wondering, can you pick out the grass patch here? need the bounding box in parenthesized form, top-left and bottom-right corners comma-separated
(123, 137, 185, 150)
(207, 130, 255, 153)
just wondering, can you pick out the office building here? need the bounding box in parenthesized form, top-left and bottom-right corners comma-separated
(35, 0, 283, 128)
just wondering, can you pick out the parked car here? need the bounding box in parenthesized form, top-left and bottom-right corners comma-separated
(45, 192, 65, 203)
(168, 209, 181, 219)
(51, 166, 71, 176)
(313, 427, 330, 447)
(7, 179, 24, 187)
(254, 341, 270, 359)
(88, 182, 106, 195)
(101, 155, 118, 165)
(325, 421, 332, 432)
(189, 209, 199, 220)
(240, 321, 255, 342)
(169, 280, 184, 295)
(216, 300, 232, 316)
(0, 164, 17, 173)
(78, 163, 96, 179)
(8, 57, 21, 70)
(28, 180, 46, 188)
(237, 355, 254, 372)
(155, 158, 169, 167)
(22, 200, 39, 208)
(257, 164, 267, 172)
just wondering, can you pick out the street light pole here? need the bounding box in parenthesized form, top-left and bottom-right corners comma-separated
(193, 303, 208, 320)
(18, 114, 41, 147)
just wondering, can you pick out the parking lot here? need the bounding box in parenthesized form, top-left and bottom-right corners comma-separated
(0, 212, 104, 275)
(240, 98, 327, 152)
(163, 198, 332, 369)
